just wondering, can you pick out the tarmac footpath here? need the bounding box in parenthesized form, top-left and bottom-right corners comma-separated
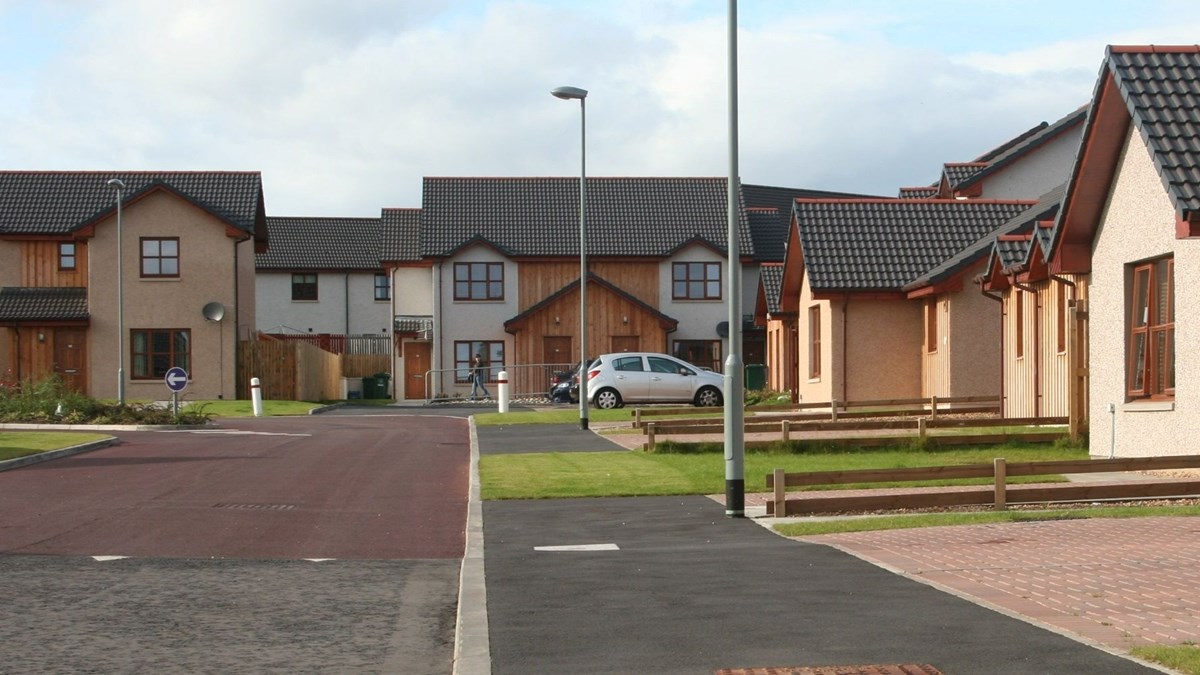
(461, 420, 1167, 675)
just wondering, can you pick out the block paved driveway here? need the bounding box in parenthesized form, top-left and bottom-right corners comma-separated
(797, 516, 1200, 652)
(0, 412, 469, 674)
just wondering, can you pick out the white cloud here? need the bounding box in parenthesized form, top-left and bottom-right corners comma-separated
(2, 0, 1198, 214)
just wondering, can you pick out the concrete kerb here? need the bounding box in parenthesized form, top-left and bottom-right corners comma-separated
(453, 416, 491, 675)
(0, 436, 120, 473)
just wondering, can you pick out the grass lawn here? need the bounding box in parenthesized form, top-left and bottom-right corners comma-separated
(185, 399, 325, 417)
(1131, 644, 1200, 674)
(0, 431, 113, 462)
(480, 444, 1087, 500)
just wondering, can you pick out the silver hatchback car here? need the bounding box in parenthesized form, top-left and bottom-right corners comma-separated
(585, 352, 725, 409)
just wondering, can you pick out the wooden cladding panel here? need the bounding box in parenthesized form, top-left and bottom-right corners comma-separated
(509, 280, 671, 367)
(1003, 275, 1087, 419)
(21, 241, 88, 287)
(517, 261, 659, 311)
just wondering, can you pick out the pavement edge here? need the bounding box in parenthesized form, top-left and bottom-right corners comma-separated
(0, 436, 119, 473)
(453, 416, 491, 674)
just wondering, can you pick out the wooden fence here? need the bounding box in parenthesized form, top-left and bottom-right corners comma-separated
(261, 333, 392, 355)
(767, 455, 1200, 516)
(237, 338, 349, 401)
(631, 394, 1000, 426)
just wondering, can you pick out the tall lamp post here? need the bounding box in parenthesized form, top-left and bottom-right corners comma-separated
(107, 178, 126, 406)
(551, 85, 589, 430)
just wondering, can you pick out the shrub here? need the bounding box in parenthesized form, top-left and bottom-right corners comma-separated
(0, 375, 212, 426)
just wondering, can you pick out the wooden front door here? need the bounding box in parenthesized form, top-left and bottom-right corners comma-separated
(53, 329, 87, 393)
(542, 336, 572, 366)
(403, 341, 432, 400)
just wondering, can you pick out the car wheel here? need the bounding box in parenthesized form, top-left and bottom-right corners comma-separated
(694, 386, 722, 408)
(593, 388, 623, 409)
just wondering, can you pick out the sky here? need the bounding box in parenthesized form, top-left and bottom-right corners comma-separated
(3, 0, 1200, 216)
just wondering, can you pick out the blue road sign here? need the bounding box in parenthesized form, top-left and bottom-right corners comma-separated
(165, 366, 189, 392)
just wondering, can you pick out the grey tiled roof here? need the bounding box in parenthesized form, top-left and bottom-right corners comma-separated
(380, 208, 422, 263)
(746, 208, 787, 262)
(996, 236, 1033, 270)
(898, 186, 938, 199)
(1109, 46, 1200, 215)
(972, 121, 1052, 163)
(796, 199, 1036, 292)
(955, 106, 1088, 191)
(0, 287, 88, 321)
(942, 163, 988, 189)
(419, 177, 753, 258)
(904, 185, 1065, 291)
(257, 217, 382, 270)
(759, 263, 784, 314)
(0, 171, 264, 236)
(741, 183, 884, 263)
(741, 183, 881, 214)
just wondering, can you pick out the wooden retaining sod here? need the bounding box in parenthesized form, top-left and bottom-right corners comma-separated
(766, 455, 1200, 516)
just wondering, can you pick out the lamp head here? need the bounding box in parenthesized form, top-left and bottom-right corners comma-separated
(551, 86, 588, 100)
(107, 178, 126, 189)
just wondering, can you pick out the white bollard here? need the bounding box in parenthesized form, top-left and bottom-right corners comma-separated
(251, 377, 264, 417)
(497, 370, 509, 413)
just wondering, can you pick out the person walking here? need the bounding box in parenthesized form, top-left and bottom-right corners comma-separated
(469, 353, 491, 401)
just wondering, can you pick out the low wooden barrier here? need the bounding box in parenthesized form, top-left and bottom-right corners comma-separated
(766, 455, 1200, 516)
(641, 416, 1066, 451)
(631, 394, 999, 428)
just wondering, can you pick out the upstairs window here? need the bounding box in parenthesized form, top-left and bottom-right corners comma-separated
(59, 242, 77, 271)
(374, 273, 390, 301)
(454, 262, 504, 301)
(1128, 257, 1174, 399)
(140, 238, 179, 278)
(672, 262, 721, 300)
(292, 273, 318, 301)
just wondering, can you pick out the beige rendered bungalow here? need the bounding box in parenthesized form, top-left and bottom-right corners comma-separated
(1001, 45, 1200, 457)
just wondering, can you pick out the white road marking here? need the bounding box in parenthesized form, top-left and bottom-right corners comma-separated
(156, 430, 312, 437)
(304, 558, 336, 562)
(534, 543, 620, 552)
(92, 555, 129, 561)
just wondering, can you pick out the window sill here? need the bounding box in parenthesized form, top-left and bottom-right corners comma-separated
(1122, 400, 1175, 412)
(291, 299, 319, 303)
(141, 277, 181, 282)
(807, 377, 821, 384)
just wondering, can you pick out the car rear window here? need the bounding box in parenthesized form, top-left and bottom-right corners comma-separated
(613, 356, 644, 372)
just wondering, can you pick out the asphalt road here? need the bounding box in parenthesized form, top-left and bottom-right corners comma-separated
(0, 412, 469, 674)
(483, 496, 1155, 675)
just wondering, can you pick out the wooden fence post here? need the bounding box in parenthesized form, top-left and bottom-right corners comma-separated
(773, 468, 786, 517)
(831, 399, 839, 422)
(634, 408, 642, 429)
(994, 458, 1007, 511)
(918, 417, 927, 440)
(930, 395, 938, 419)
(781, 420, 791, 443)
(646, 422, 656, 452)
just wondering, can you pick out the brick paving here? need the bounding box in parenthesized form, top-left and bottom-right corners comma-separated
(794, 516, 1200, 652)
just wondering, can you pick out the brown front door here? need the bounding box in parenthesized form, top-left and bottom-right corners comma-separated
(611, 335, 639, 353)
(542, 336, 572, 366)
(54, 329, 87, 393)
(403, 341, 432, 399)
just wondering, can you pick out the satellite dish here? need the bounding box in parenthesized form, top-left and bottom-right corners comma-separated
(202, 302, 226, 322)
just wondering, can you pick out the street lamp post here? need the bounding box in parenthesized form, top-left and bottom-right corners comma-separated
(551, 85, 589, 430)
(107, 178, 126, 406)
